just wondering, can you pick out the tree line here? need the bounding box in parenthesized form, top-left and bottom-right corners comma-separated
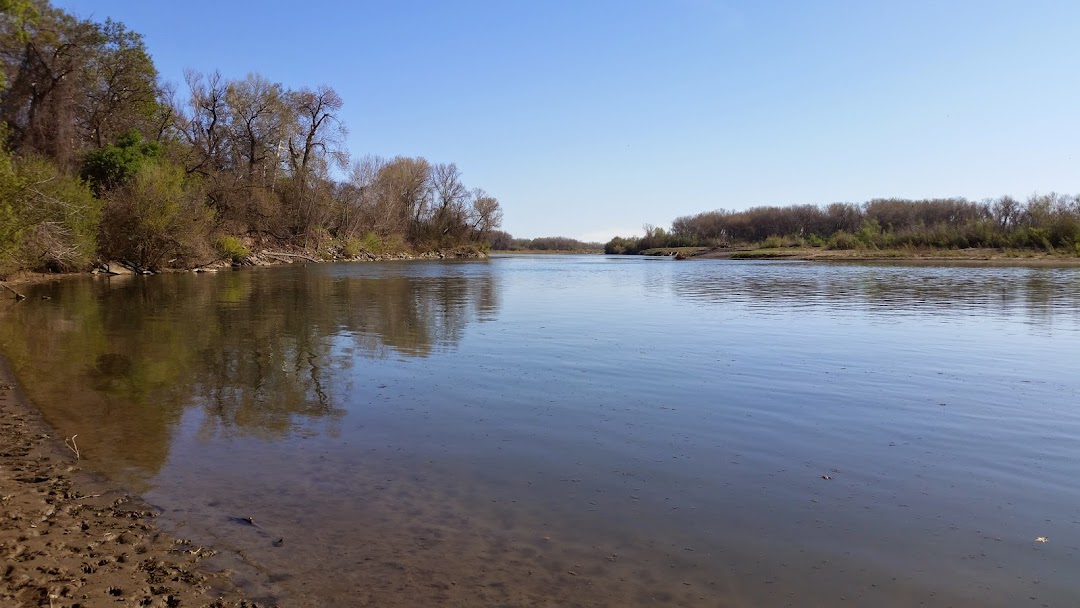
(485, 232, 602, 252)
(0, 0, 502, 275)
(605, 194, 1080, 254)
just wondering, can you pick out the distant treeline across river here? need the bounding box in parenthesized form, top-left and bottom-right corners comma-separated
(604, 194, 1080, 254)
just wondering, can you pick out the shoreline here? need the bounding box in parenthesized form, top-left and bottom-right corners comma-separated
(0, 248, 488, 605)
(636, 246, 1080, 266)
(0, 354, 261, 607)
(0, 246, 489, 288)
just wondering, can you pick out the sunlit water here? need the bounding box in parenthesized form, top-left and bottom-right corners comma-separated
(2, 256, 1079, 607)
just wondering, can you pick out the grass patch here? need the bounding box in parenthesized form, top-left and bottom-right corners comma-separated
(216, 235, 251, 263)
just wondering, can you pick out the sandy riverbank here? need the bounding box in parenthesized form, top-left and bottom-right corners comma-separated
(0, 355, 260, 608)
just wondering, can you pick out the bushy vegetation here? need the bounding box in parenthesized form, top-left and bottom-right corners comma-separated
(97, 152, 215, 270)
(0, 0, 502, 276)
(216, 235, 251, 264)
(603, 224, 696, 254)
(605, 196, 1080, 255)
(486, 232, 602, 252)
(0, 147, 101, 274)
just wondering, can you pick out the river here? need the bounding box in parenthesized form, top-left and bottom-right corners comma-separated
(1, 255, 1078, 607)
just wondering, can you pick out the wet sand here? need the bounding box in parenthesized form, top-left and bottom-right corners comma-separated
(0, 356, 258, 608)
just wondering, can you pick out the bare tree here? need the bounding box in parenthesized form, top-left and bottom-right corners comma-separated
(992, 195, 1020, 230)
(467, 188, 502, 238)
(374, 156, 431, 238)
(177, 69, 230, 175)
(338, 154, 385, 237)
(429, 162, 468, 239)
(225, 72, 288, 184)
(287, 85, 347, 178)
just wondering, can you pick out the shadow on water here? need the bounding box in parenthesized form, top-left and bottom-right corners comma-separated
(0, 263, 500, 486)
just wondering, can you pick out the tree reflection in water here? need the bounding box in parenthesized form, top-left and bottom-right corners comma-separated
(0, 263, 500, 485)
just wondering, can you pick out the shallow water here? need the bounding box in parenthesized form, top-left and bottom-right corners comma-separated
(2, 256, 1079, 607)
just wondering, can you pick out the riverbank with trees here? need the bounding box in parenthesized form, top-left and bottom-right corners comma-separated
(0, 0, 502, 280)
(486, 232, 602, 253)
(605, 195, 1080, 260)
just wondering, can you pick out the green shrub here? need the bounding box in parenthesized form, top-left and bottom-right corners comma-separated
(754, 234, 805, 248)
(826, 231, 860, 250)
(0, 153, 100, 272)
(216, 235, 250, 263)
(855, 219, 882, 247)
(80, 131, 162, 195)
(360, 231, 383, 253)
(99, 161, 214, 270)
(1010, 227, 1052, 250)
(604, 235, 642, 254)
(761, 235, 785, 249)
(341, 237, 363, 257)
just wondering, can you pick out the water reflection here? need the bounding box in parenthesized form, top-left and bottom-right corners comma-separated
(2, 257, 1079, 607)
(0, 263, 499, 482)
(670, 262, 1080, 323)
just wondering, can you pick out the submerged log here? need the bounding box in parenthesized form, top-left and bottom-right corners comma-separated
(0, 282, 26, 301)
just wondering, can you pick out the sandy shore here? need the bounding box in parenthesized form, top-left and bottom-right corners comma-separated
(0, 356, 260, 608)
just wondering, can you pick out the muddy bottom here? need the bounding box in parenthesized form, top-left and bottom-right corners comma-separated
(145, 405, 1051, 608)
(0, 360, 255, 608)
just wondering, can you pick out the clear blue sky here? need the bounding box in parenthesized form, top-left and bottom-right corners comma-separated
(62, 0, 1080, 241)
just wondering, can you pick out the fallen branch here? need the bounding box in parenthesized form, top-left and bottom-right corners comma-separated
(64, 434, 80, 460)
(122, 260, 147, 274)
(0, 282, 26, 301)
(263, 251, 320, 263)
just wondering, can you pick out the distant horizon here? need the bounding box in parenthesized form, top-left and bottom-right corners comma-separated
(59, 1, 1080, 241)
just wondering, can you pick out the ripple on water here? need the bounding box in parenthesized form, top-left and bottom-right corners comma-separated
(1, 257, 1079, 606)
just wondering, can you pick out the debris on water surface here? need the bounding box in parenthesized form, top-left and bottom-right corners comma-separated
(1035, 537, 1048, 543)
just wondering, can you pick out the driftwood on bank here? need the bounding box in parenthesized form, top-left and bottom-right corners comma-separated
(191, 255, 231, 272)
(263, 251, 320, 263)
(0, 282, 25, 301)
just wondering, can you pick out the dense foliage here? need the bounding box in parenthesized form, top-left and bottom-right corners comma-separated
(606, 196, 1080, 255)
(0, 0, 502, 275)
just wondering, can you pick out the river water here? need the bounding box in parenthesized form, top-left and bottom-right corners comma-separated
(1, 255, 1078, 607)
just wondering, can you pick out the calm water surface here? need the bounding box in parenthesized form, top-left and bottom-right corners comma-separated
(2, 256, 1079, 607)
